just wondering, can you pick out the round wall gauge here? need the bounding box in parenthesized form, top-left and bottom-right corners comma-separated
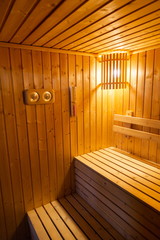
(30, 91, 39, 102)
(42, 91, 52, 102)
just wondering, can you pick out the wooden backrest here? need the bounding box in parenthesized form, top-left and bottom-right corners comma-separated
(113, 114, 160, 142)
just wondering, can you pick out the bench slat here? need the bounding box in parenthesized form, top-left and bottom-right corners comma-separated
(114, 114, 160, 129)
(51, 200, 88, 240)
(76, 155, 160, 210)
(59, 197, 102, 240)
(44, 203, 76, 240)
(27, 210, 50, 240)
(66, 195, 115, 240)
(36, 206, 63, 240)
(113, 125, 160, 143)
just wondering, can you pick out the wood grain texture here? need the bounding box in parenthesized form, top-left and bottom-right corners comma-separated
(74, 147, 160, 240)
(0, 0, 160, 53)
(114, 48, 160, 163)
(0, 46, 106, 239)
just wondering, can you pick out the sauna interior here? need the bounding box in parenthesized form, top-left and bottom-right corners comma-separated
(0, 0, 160, 240)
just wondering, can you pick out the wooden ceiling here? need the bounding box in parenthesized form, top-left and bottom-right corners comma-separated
(0, 0, 160, 55)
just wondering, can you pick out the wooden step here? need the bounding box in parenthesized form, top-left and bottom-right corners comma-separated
(27, 194, 125, 240)
(74, 147, 160, 240)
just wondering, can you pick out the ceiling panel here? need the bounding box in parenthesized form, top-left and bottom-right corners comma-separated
(0, 0, 159, 54)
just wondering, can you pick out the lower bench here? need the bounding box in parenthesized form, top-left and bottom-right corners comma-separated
(28, 193, 125, 240)
(74, 147, 160, 240)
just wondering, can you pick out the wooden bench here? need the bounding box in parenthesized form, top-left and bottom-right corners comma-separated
(113, 114, 160, 142)
(74, 147, 160, 240)
(27, 193, 125, 240)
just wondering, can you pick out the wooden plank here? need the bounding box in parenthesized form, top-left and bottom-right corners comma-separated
(51, 52, 64, 198)
(87, 151, 160, 199)
(36, 0, 111, 46)
(128, 54, 138, 153)
(83, 56, 90, 153)
(60, 53, 71, 196)
(0, 0, 38, 41)
(101, 55, 108, 148)
(112, 35, 160, 51)
(0, 47, 16, 240)
(76, 55, 84, 155)
(78, 19, 160, 52)
(68, 54, 77, 192)
(96, 58, 102, 149)
(142, 50, 154, 159)
(121, 53, 130, 151)
(73, 193, 125, 240)
(0, 47, 25, 239)
(75, 160, 160, 227)
(76, 176, 159, 240)
(23, 0, 87, 45)
(102, 149, 160, 182)
(113, 125, 160, 143)
(10, 48, 34, 211)
(75, 169, 160, 238)
(21, 49, 42, 208)
(51, 200, 88, 240)
(76, 181, 145, 240)
(0, 0, 13, 29)
(11, 0, 62, 43)
(108, 147, 160, 174)
(36, 206, 62, 240)
(90, 56, 96, 150)
(95, 30, 160, 53)
(0, 42, 96, 57)
(154, 49, 160, 163)
(59, 198, 102, 240)
(66, 195, 116, 240)
(42, 51, 57, 200)
(57, 0, 160, 49)
(132, 45, 160, 54)
(134, 52, 146, 155)
(149, 49, 160, 163)
(28, 210, 50, 240)
(32, 50, 50, 204)
(44, 203, 76, 240)
(75, 156, 160, 210)
(114, 114, 160, 129)
(95, 150, 160, 189)
(45, 0, 130, 48)
(0, 171, 7, 240)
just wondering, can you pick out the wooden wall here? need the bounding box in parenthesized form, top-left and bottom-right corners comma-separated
(0, 46, 111, 240)
(113, 48, 160, 164)
(0, 46, 160, 240)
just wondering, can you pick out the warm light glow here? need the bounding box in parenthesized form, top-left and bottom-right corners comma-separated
(113, 68, 120, 78)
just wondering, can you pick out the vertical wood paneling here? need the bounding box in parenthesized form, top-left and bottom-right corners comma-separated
(90, 57, 96, 150)
(0, 185, 7, 240)
(142, 50, 154, 160)
(0, 47, 25, 240)
(76, 55, 84, 155)
(83, 56, 90, 153)
(51, 52, 64, 198)
(32, 51, 50, 204)
(21, 49, 42, 208)
(1, 45, 160, 240)
(42, 51, 57, 200)
(154, 49, 160, 163)
(68, 54, 77, 191)
(114, 48, 160, 163)
(0, 47, 16, 240)
(60, 53, 71, 196)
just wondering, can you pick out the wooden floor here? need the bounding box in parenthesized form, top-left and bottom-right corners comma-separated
(28, 193, 125, 240)
(75, 147, 160, 240)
